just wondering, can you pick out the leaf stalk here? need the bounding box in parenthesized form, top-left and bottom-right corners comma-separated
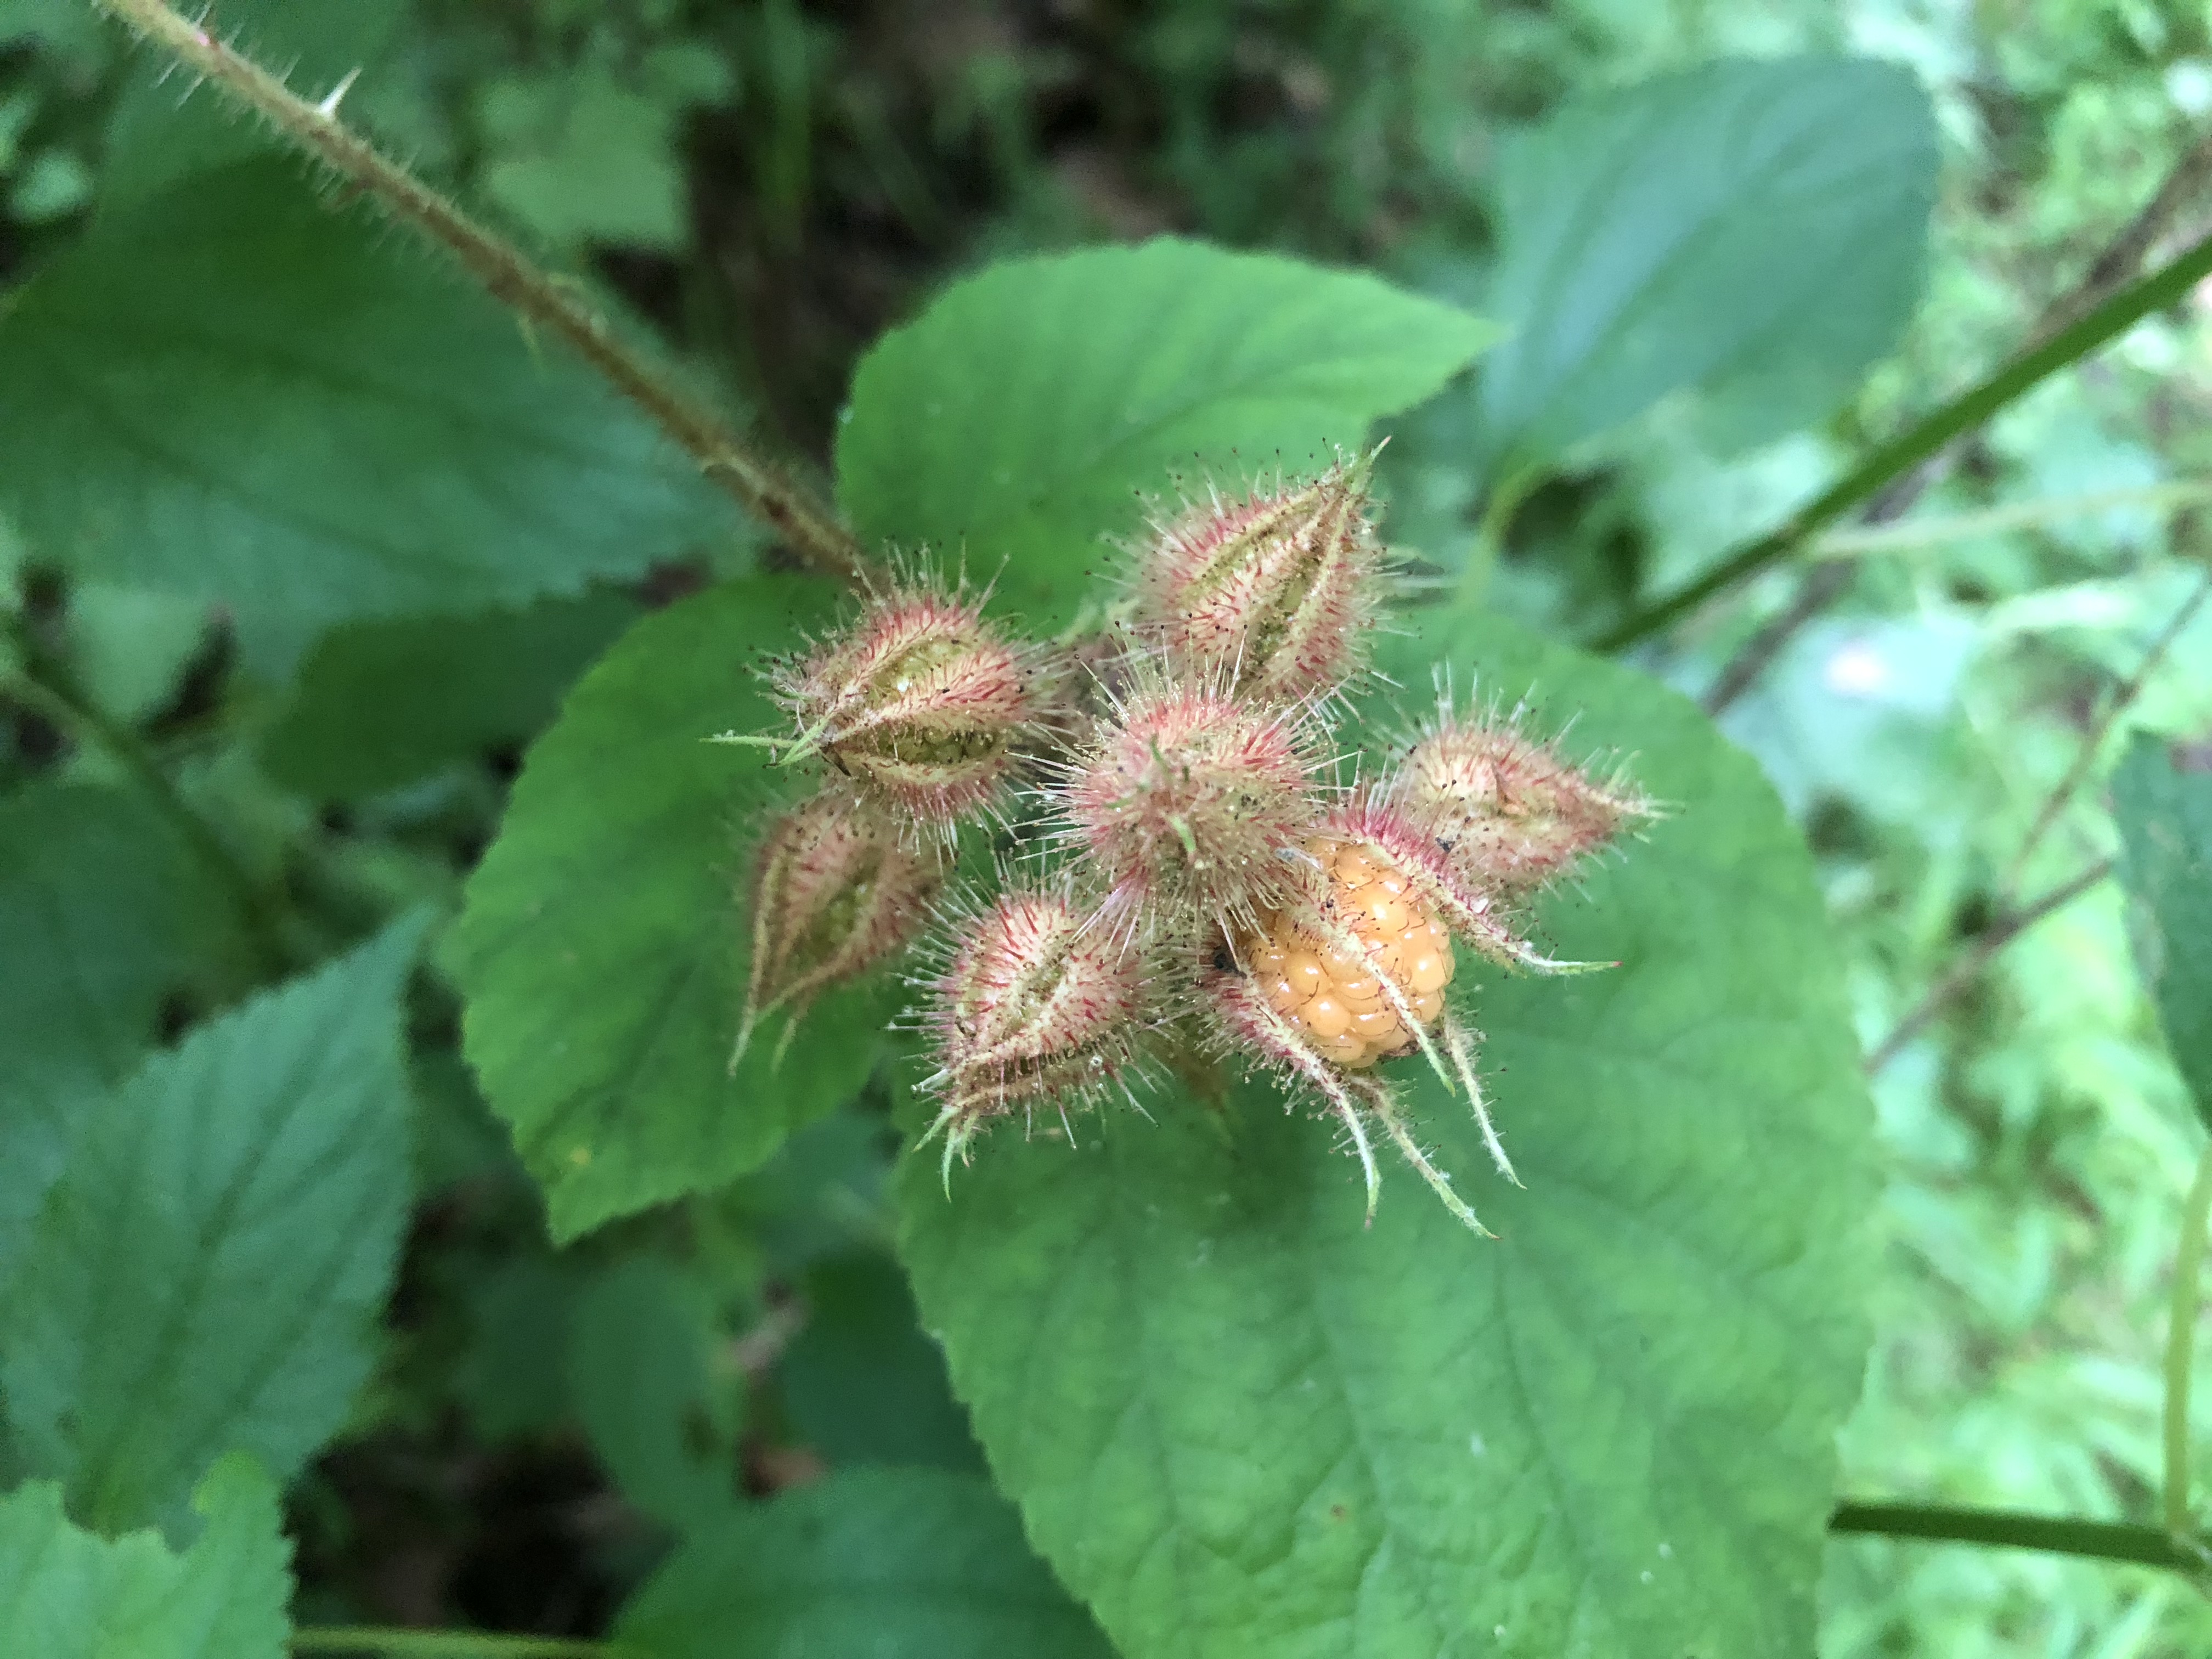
(89, 0, 870, 590)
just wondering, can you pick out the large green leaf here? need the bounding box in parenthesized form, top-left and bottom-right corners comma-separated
(615, 1467, 1113, 1659)
(2113, 734, 2212, 1130)
(452, 1255, 578, 1443)
(1476, 57, 1937, 469)
(445, 575, 900, 1243)
(0, 1454, 291, 1659)
(778, 1249, 985, 1474)
(0, 782, 239, 1101)
(836, 239, 1498, 630)
(896, 602, 1873, 1659)
(0, 157, 730, 654)
(260, 591, 641, 800)
(0, 917, 425, 1533)
(0, 782, 240, 1276)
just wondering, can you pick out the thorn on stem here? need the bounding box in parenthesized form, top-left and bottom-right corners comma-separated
(317, 65, 362, 120)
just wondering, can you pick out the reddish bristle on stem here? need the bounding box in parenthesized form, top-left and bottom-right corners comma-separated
(1056, 672, 1321, 941)
(736, 788, 944, 1066)
(1391, 709, 1655, 895)
(1133, 449, 1386, 704)
(770, 574, 1040, 841)
(921, 885, 1149, 1181)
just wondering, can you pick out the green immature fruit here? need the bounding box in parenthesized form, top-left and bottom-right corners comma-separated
(1132, 450, 1385, 704)
(738, 789, 943, 1063)
(1054, 672, 1322, 944)
(920, 885, 1150, 1182)
(1393, 707, 1655, 896)
(770, 577, 1040, 843)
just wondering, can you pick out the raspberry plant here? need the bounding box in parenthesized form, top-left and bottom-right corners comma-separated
(732, 459, 1660, 1233)
(8, 4, 2212, 1658)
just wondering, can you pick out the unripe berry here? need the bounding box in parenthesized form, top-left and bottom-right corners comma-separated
(1133, 450, 1385, 703)
(770, 578, 1038, 840)
(737, 789, 943, 1063)
(1393, 712, 1653, 894)
(1056, 674, 1319, 940)
(921, 885, 1149, 1175)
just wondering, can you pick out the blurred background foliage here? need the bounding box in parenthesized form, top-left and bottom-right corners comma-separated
(6, 0, 2212, 1652)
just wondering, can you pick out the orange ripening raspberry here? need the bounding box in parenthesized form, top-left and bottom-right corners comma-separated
(1234, 839, 1455, 1071)
(1208, 828, 1526, 1235)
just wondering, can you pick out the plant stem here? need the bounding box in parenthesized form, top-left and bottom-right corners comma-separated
(2005, 567, 2212, 896)
(291, 1629, 622, 1659)
(1593, 219, 2212, 653)
(2167, 1144, 2212, 1536)
(1673, 134, 2212, 704)
(1697, 458, 1948, 720)
(3, 651, 292, 975)
(1813, 479, 2212, 557)
(2039, 125, 2212, 336)
(1863, 858, 2114, 1076)
(1831, 1500, 2209, 1573)
(89, 0, 868, 590)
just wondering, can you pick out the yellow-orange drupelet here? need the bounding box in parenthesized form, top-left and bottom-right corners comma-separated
(1236, 839, 1454, 1070)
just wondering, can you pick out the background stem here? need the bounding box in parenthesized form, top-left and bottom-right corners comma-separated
(1831, 1501, 2209, 1573)
(89, 0, 868, 590)
(1862, 859, 2114, 1075)
(1594, 219, 2212, 653)
(2005, 569, 2212, 896)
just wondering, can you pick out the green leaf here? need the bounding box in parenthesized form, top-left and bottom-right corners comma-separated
(0, 916, 426, 1533)
(778, 1249, 984, 1474)
(446, 575, 899, 1243)
(2113, 734, 2212, 1131)
(452, 1255, 577, 1442)
(568, 1257, 739, 1532)
(0, 1453, 291, 1659)
(261, 591, 641, 800)
(0, 0, 106, 66)
(63, 584, 213, 726)
(478, 65, 704, 253)
(1477, 57, 1937, 469)
(837, 238, 1498, 629)
(0, 157, 731, 659)
(896, 603, 1873, 1659)
(616, 1466, 1113, 1659)
(0, 782, 239, 1101)
(0, 782, 240, 1275)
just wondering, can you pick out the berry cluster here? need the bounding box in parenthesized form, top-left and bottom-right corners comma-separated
(724, 453, 1654, 1233)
